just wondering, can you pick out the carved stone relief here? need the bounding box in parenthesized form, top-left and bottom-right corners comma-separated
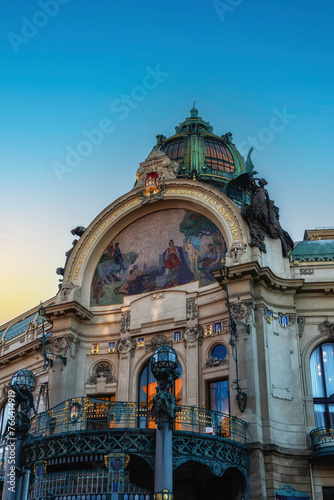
(135, 149, 179, 188)
(231, 303, 248, 320)
(186, 297, 198, 321)
(49, 335, 80, 359)
(117, 337, 136, 354)
(121, 311, 131, 333)
(271, 384, 293, 401)
(60, 281, 80, 302)
(300, 269, 314, 275)
(184, 325, 202, 343)
(86, 362, 117, 385)
(231, 300, 254, 326)
(226, 241, 247, 265)
(297, 317, 305, 337)
(319, 320, 334, 339)
(145, 334, 173, 353)
(203, 357, 228, 369)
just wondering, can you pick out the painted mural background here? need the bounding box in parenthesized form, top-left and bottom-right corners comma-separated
(91, 209, 226, 306)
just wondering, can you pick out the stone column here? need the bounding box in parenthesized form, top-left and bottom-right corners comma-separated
(154, 421, 173, 495)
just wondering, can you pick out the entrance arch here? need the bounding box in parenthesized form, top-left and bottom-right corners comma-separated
(173, 460, 247, 500)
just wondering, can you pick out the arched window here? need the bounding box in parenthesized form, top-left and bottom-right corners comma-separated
(211, 344, 227, 361)
(310, 342, 334, 428)
(138, 360, 182, 428)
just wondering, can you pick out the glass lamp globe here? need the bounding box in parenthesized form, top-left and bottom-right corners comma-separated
(11, 369, 36, 393)
(151, 345, 179, 379)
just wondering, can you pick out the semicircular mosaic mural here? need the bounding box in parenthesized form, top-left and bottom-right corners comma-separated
(91, 209, 227, 306)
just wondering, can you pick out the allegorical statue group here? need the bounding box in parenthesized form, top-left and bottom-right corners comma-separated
(241, 178, 293, 257)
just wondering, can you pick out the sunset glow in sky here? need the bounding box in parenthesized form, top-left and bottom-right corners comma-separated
(1, 0, 334, 326)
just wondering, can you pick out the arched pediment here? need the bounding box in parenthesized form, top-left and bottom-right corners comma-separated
(61, 179, 249, 308)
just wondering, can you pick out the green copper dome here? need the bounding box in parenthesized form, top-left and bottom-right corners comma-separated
(153, 106, 254, 205)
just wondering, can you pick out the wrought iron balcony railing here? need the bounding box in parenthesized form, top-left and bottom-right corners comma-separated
(28, 397, 248, 446)
(28, 469, 152, 500)
(310, 426, 334, 457)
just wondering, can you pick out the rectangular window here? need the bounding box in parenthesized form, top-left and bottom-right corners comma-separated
(208, 380, 229, 414)
(87, 395, 115, 430)
(206, 380, 230, 436)
(323, 487, 334, 500)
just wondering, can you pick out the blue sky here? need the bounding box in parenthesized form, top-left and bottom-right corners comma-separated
(1, 0, 334, 324)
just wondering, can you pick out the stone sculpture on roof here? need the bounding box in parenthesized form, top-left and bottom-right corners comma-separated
(241, 177, 293, 257)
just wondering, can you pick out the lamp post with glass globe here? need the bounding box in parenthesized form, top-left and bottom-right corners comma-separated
(3, 369, 36, 500)
(150, 345, 180, 500)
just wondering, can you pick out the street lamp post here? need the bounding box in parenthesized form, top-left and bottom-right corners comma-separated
(2, 369, 36, 500)
(150, 345, 180, 500)
(219, 260, 249, 413)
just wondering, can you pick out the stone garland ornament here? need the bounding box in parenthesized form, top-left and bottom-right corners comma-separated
(186, 297, 198, 321)
(240, 177, 294, 257)
(183, 324, 202, 343)
(297, 317, 305, 337)
(203, 357, 228, 369)
(318, 320, 334, 339)
(145, 334, 173, 353)
(226, 241, 247, 265)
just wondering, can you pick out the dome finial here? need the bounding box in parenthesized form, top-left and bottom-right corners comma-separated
(190, 102, 198, 118)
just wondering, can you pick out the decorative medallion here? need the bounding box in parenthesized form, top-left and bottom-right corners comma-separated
(117, 338, 135, 354)
(231, 302, 248, 320)
(184, 325, 202, 343)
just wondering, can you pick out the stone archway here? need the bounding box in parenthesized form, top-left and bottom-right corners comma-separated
(173, 460, 247, 500)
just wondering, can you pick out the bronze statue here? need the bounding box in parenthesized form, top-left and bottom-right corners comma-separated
(241, 177, 293, 257)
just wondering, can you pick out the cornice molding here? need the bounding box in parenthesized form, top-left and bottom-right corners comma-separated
(44, 301, 93, 322)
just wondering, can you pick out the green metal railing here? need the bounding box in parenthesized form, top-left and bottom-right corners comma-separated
(28, 469, 152, 499)
(28, 398, 248, 446)
(310, 426, 334, 456)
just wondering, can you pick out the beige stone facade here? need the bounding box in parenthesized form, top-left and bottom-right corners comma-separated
(1, 118, 334, 500)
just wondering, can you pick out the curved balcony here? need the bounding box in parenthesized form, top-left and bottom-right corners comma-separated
(24, 398, 250, 474)
(310, 426, 334, 457)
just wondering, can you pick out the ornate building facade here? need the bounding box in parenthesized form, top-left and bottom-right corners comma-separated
(0, 107, 333, 500)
